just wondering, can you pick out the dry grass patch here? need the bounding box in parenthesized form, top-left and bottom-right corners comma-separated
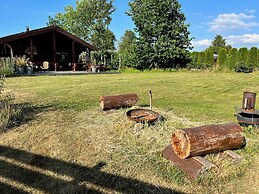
(1, 72, 259, 193)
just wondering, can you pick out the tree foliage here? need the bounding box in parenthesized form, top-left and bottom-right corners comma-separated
(237, 47, 248, 66)
(226, 48, 238, 71)
(128, 0, 192, 70)
(217, 48, 227, 70)
(235, 47, 250, 72)
(48, 0, 115, 50)
(209, 35, 226, 54)
(91, 28, 116, 50)
(197, 52, 205, 68)
(247, 47, 258, 69)
(204, 49, 214, 68)
(118, 30, 137, 68)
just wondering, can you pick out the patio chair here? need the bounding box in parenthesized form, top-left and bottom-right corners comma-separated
(41, 61, 49, 71)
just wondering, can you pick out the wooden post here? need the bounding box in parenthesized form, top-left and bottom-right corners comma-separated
(149, 90, 152, 110)
(72, 41, 75, 63)
(30, 38, 33, 60)
(172, 123, 246, 159)
(53, 31, 57, 63)
(100, 94, 138, 111)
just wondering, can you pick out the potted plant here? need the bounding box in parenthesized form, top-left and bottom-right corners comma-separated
(78, 51, 90, 63)
(91, 59, 97, 73)
(15, 56, 29, 74)
(25, 61, 33, 74)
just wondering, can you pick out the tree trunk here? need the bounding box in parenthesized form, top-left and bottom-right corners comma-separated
(100, 94, 138, 111)
(172, 123, 245, 159)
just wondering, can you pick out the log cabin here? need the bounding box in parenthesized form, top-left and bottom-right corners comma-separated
(0, 25, 98, 71)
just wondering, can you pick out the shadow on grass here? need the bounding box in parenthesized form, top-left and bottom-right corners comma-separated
(0, 145, 184, 194)
(5, 103, 54, 131)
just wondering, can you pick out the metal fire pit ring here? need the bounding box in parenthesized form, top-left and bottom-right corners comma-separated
(237, 112, 259, 125)
(126, 108, 160, 123)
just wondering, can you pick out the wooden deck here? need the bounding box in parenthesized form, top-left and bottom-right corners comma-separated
(15, 71, 119, 76)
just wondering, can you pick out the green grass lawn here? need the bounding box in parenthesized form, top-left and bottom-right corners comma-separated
(1, 71, 259, 193)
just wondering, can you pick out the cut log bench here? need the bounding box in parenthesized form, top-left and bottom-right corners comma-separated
(100, 94, 138, 111)
(162, 123, 245, 179)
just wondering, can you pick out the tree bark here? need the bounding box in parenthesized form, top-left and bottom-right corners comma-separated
(100, 94, 138, 111)
(172, 123, 246, 159)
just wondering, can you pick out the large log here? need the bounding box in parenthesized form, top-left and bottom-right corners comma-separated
(172, 123, 246, 159)
(100, 93, 138, 111)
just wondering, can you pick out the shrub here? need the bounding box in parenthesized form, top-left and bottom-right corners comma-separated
(0, 58, 15, 77)
(217, 48, 227, 70)
(246, 47, 258, 70)
(204, 49, 214, 69)
(236, 48, 251, 72)
(197, 52, 205, 69)
(226, 48, 238, 71)
(187, 52, 199, 69)
(0, 65, 14, 132)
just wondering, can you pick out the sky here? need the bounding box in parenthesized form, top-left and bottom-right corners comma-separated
(0, 0, 259, 51)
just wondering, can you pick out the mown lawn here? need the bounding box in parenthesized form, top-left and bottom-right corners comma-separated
(1, 71, 259, 193)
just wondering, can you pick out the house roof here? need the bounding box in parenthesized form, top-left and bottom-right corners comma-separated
(0, 25, 98, 51)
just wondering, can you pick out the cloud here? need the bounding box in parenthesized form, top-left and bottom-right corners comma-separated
(226, 34, 259, 45)
(245, 9, 256, 14)
(209, 13, 259, 32)
(192, 34, 259, 50)
(191, 39, 211, 47)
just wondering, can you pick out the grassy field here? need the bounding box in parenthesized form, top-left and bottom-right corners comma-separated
(1, 71, 259, 193)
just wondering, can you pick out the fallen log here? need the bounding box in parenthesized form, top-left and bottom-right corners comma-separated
(172, 123, 246, 159)
(100, 93, 138, 111)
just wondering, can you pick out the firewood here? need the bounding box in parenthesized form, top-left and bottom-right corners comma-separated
(100, 93, 138, 111)
(172, 123, 246, 159)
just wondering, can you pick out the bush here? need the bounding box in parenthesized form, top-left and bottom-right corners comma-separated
(204, 49, 214, 69)
(247, 47, 258, 70)
(187, 52, 199, 69)
(235, 47, 249, 72)
(197, 52, 205, 69)
(226, 48, 238, 71)
(0, 65, 14, 132)
(217, 48, 227, 70)
(0, 58, 15, 77)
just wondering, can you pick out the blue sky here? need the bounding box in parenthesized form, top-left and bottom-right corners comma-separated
(0, 0, 259, 51)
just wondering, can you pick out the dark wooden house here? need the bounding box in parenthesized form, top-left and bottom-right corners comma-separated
(0, 25, 98, 71)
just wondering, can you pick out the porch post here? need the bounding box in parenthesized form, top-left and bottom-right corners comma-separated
(52, 31, 57, 63)
(30, 38, 33, 60)
(72, 41, 75, 63)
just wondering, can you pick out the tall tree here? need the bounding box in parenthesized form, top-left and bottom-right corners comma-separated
(237, 47, 248, 66)
(128, 0, 192, 70)
(118, 30, 137, 68)
(226, 48, 238, 71)
(217, 48, 227, 70)
(235, 47, 249, 72)
(247, 47, 258, 69)
(91, 28, 116, 50)
(48, 0, 115, 50)
(204, 49, 214, 68)
(209, 35, 226, 54)
(197, 52, 205, 69)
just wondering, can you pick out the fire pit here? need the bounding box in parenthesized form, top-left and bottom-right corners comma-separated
(236, 92, 259, 125)
(126, 108, 160, 123)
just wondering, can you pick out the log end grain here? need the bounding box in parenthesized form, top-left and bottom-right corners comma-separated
(172, 130, 191, 159)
